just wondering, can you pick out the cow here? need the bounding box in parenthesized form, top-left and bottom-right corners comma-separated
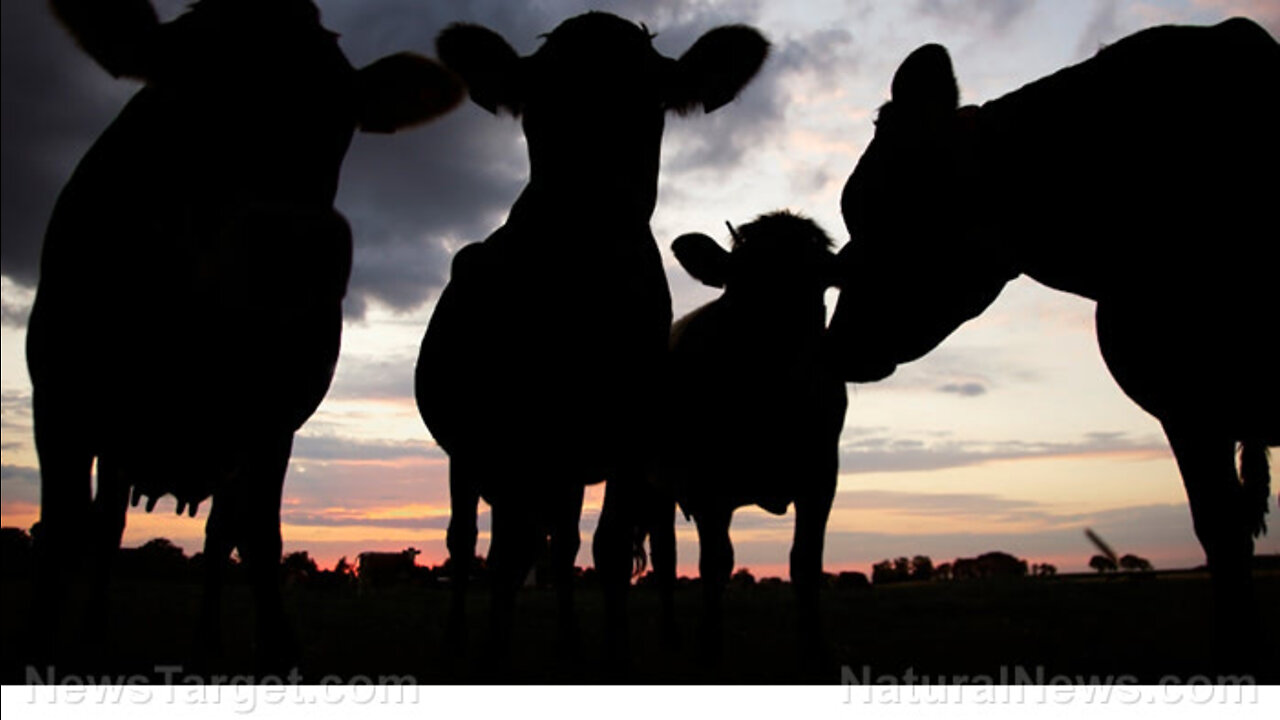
(357, 548, 422, 591)
(830, 18, 1277, 666)
(643, 211, 846, 664)
(26, 0, 462, 669)
(414, 12, 769, 666)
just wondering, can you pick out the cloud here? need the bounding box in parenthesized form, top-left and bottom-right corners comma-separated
(325, 354, 418, 401)
(1, 390, 33, 438)
(937, 382, 987, 397)
(1, 464, 39, 484)
(291, 434, 444, 462)
(1, 276, 34, 327)
(282, 510, 457, 531)
(664, 24, 857, 175)
(861, 345, 1032, 395)
(913, 0, 1033, 34)
(837, 489, 1071, 523)
(840, 430, 1169, 474)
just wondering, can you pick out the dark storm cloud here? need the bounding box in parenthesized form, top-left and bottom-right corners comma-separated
(326, 0, 853, 314)
(1, 0, 805, 319)
(0, 1, 135, 286)
(840, 430, 1169, 473)
(314, 0, 815, 316)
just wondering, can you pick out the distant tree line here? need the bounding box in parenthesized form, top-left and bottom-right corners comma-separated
(7, 526, 1268, 590)
(870, 552, 1040, 584)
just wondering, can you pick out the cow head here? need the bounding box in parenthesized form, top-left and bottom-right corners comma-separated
(51, 0, 464, 142)
(830, 43, 1015, 382)
(674, 211, 838, 326)
(436, 12, 768, 202)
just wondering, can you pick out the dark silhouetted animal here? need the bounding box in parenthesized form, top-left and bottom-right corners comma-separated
(414, 12, 768, 665)
(646, 212, 846, 662)
(357, 548, 422, 590)
(26, 0, 462, 668)
(831, 18, 1277, 662)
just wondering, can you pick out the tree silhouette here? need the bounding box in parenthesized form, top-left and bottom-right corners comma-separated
(872, 558, 912, 584)
(910, 555, 934, 581)
(1032, 563, 1058, 577)
(871, 560, 896, 584)
(1090, 554, 1118, 574)
(282, 551, 319, 584)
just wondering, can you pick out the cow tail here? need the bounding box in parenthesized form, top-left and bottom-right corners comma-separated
(1240, 442, 1271, 538)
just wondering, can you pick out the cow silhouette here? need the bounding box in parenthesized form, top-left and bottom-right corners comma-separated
(414, 12, 768, 666)
(26, 0, 462, 668)
(646, 212, 846, 664)
(831, 18, 1277, 664)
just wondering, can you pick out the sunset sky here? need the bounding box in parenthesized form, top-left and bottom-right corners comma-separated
(2, 0, 1277, 579)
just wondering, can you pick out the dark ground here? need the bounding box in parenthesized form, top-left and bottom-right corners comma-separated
(3, 570, 1278, 684)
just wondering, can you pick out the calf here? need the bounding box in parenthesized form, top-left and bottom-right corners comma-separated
(414, 12, 768, 664)
(27, 0, 461, 668)
(653, 211, 847, 662)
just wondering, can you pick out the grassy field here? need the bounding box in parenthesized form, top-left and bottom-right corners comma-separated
(4, 570, 1278, 684)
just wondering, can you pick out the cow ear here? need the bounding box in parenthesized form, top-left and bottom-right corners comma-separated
(890, 43, 959, 116)
(50, 0, 160, 79)
(673, 233, 731, 288)
(667, 25, 769, 114)
(357, 53, 465, 134)
(436, 23, 523, 116)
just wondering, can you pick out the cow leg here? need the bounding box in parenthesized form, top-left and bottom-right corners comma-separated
(31, 388, 94, 669)
(1163, 420, 1259, 670)
(445, 457, 480, 649)
(792, 476, 835, 672)
(548, 480, 584, 658)
(594, 472, 640, 668)
(695, 503, 734, 662)
(235, 432, 296, 674)
(485, 495, 537, 675)
(83, 455, 129, 653)
(196, 488, 237, 668)
(643, 483, 679, 647)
